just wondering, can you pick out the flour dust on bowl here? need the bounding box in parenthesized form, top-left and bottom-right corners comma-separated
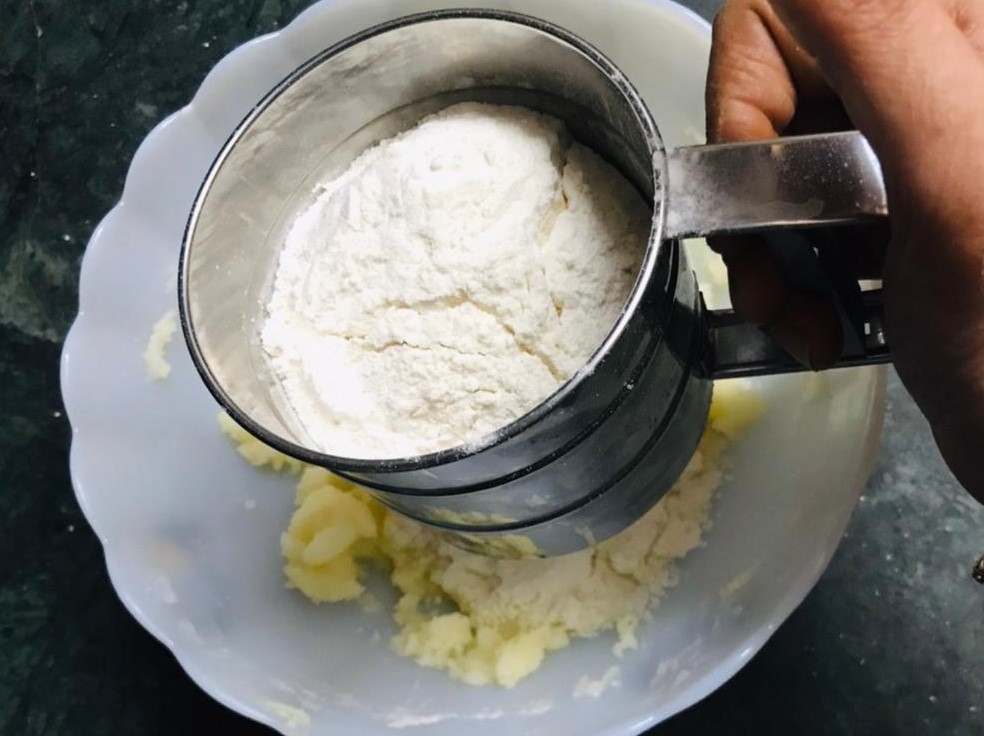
(181, 8, 892, 557)
(61, 0, 887, 733)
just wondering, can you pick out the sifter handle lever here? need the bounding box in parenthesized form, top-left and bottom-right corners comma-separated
(664, 131, 887, 239)
(663, 130, 892, 378)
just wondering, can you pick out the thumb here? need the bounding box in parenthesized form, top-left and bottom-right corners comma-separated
(773, 0, 984, 185)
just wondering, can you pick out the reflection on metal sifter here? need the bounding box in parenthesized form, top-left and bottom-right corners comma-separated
(179, 10, 892, 557)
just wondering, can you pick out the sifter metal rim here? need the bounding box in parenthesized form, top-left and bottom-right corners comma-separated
(178, 7, 669, 473)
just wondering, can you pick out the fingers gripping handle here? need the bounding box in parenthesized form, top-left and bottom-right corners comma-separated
(663, 131, 892, 378)
(702, 231, 892, 379)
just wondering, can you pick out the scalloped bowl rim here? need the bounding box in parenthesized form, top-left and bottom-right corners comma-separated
(60, 1, 886, 733)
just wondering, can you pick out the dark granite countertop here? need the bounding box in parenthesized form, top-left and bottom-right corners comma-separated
(1, 1, 981, 734)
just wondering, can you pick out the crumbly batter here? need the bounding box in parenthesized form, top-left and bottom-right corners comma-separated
(143, 310, 177, 380)
(221, 381, 763, 688)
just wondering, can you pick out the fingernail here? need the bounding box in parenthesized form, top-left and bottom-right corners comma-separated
(807, 341, 829, 372)
(766, 324, 812, 369)
(807, 331, 845, 371)
(793, 336, 817, 371)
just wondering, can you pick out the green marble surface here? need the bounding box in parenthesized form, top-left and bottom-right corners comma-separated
(1, 1, 981, 734)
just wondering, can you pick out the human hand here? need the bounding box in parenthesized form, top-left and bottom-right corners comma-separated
(706, 0, 984, 500)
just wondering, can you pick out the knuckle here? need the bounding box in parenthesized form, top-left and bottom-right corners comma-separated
(713, 0, 770, 37)
(953, 0, 984, 54)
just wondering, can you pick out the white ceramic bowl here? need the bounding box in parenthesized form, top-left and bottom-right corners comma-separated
(61, 0, 886, 733)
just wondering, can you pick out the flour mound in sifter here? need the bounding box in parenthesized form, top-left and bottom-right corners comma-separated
(261, 103, 650, 459)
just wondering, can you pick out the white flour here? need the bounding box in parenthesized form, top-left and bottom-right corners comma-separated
(262, 103, 649, 458)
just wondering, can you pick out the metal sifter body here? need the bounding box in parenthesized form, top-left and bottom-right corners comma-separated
(179, 10, 891, 556)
